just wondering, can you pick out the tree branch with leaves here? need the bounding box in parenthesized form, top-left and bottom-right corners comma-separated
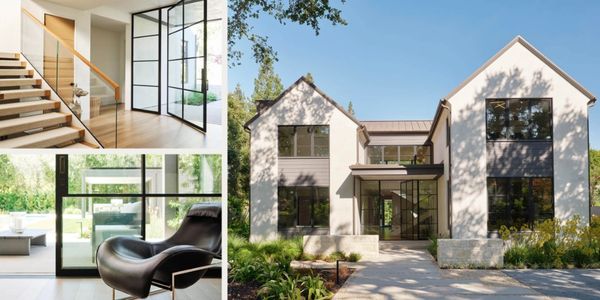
(228, 0, 348, 66)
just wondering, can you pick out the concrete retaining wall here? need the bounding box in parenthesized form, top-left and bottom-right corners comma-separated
(437, 239, 504, 268)
(303, 235, 379, 258)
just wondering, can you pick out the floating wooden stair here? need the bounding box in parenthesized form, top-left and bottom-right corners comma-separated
(0, 52, 94, 148)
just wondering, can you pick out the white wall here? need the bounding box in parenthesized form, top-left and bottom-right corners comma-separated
(248, 80, 359, 242)
(90, 25, 125, 99)
(448, 40, 591, 238)
(0, 0, 21, 53)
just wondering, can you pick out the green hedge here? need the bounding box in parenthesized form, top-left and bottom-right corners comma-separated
(0, 192, 54, 213)
(502, 215, 600, 268)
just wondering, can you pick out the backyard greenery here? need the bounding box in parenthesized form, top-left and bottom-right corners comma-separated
(0, 155, 54, 213)
(175, 91, 219, 106)
(501, 216, 600, 268)
(591, 149, 600, 206)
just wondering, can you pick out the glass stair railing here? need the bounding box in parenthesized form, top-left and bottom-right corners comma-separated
(21, 8, 121, 148)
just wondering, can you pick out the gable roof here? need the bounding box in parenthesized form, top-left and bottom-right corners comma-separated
(444, 35, 596, 105)
(244, 76, 365, 130)
(361, 120, 431, 133)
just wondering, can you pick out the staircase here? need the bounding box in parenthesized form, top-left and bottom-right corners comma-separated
(0, 52, 97, 148)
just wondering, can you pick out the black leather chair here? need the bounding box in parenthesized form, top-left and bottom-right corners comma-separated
(96, 203, 221, 299)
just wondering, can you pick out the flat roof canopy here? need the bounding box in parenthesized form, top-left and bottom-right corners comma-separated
(350, 164, 444, 181)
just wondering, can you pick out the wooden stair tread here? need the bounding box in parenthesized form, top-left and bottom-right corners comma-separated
(62, 141, 98, 149)
(0, 53, 19, 60)
(0, 88, 49, 100)
(0, 112, 70, 136)
(0, 78, 41, 87)
(0, 127, 83, 148)
(0, 100, 60, 117)
(0, 69, 33, 76)
(0, 61, 25, 68)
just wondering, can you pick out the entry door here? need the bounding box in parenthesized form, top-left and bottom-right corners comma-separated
(167, 0, 208, 131)
(44, 15, 75, 110)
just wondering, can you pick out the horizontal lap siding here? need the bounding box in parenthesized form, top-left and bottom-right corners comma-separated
(278, 158, 330, 186)
(486, 141, 553, 177)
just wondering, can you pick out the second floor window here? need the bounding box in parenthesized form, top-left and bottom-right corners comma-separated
(278, 126, 330, 157)
(486, 99, 552, 140)
(366, 145, 431, 165)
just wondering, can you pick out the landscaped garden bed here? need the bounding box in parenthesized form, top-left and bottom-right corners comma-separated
(228, 234, 358, 299)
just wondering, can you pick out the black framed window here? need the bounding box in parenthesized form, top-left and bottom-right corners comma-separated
(366, 145, 432, 165)
(487, 177, 554, 231)
(277, 186, 329, 229)
(486, 99, 552, 140)
(277, 126, 330, 157)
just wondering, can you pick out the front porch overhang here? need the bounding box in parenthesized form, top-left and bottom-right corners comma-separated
(350, 164, 444, 180)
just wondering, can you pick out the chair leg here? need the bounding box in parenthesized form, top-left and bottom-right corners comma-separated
(112, 288, 115, 300)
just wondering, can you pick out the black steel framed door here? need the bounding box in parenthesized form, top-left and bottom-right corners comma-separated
(131, 9, 162, 114)
(167, 0, 208, 132)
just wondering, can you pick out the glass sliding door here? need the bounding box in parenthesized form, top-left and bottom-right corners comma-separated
(55, 154, 222, 276)
(167, 0, 208, 131)
(132, 10, 161, 113)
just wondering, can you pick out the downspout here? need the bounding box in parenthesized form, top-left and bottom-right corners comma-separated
(440, 100, 452, 238)
(587, 100, 594, 224)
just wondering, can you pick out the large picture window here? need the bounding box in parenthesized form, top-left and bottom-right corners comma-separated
(278, 126, 330, 157)
(487, 177, 553, 231)
(366, 145, 431, 165)
(486, 99, 552, 140)
(278, 186, 329, 229)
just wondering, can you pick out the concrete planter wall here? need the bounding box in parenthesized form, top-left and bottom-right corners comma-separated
(303, 235, 379, 258)
(437, 238, 504, 268)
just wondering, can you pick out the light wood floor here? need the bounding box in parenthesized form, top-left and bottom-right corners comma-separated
(0, 276, 221, 300)
(83, 105, 223, 149)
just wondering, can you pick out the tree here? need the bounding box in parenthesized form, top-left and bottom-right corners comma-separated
(228, 84, 253, 236)
(251, 58, 284, 102)
(304, 72, 314, 84)
(347, 101, 355, 116)
(591, 149, 600, 206)
(228, 0, 348, 66)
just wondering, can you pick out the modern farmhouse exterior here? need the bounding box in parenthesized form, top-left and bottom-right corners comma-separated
(245, 36, 596, 244)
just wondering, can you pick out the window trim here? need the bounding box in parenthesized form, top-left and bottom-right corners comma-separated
(485, 98, 553, 142)
(486, 176, 555, 232)
(277, 125, 330, 158)
(277, 186, 330, 229)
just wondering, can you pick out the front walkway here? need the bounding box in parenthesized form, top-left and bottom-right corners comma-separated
(504, 269, 600, 300)
(334, 241, 545, 299)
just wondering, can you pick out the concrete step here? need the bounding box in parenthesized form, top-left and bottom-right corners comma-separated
(0, 112, 70, 136)
(0, 100, 60, 117)
(0, 126, 83, 148)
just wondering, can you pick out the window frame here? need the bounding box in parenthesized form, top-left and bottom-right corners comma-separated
(277, 125, 330, 158)
(487, 176, 554, 232)
(277, 186, 330, 229)
(485, 98, 553, 142)
(365, 145, 432, 165)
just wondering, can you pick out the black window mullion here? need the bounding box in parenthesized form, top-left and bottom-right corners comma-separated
(141, 155, 146, 240)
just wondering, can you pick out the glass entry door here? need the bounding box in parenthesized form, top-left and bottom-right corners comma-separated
(167, 0, 208, 131)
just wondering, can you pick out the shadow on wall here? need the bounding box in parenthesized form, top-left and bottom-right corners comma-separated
(251, 81, 335, 240)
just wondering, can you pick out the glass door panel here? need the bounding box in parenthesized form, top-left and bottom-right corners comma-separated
(132, 10, 161, 113)
(167, 0, 207, 131)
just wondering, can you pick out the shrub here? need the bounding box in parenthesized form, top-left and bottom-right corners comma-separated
(347, 252, 362, 262)
(326, 251, 346, 262)
(302, 274, 333, 300)
(258, 274, 304, 300)
(427, 236, 438, 259)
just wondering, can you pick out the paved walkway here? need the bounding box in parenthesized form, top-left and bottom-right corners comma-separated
(334, 242, 545, 300)
(504, 269, 600, 300)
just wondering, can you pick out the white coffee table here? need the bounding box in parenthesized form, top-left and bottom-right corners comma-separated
(0, 229, 47, 255)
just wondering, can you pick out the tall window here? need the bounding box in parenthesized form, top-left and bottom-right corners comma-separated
(278, 186, 329, 229)
(366, 145, 431, 165)
(278, 126, 330, 157)
(486, 99, 552, 140)
(487, 177, 553, 231)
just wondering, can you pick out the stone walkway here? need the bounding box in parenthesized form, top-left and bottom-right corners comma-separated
(334, 242, 546, 299)
(504, 269, 600, 300)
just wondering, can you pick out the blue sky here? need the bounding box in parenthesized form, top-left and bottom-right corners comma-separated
(229, 0, 600, 148)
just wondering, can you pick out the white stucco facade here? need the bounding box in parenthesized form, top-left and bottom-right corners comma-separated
(247, 79, 360, 242)
(247, 36, 594, 245)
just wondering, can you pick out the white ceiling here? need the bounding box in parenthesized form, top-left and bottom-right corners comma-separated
(43, 0, 180, 13)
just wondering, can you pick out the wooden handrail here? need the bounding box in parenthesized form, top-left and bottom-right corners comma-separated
(21, 8, 121, 101)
